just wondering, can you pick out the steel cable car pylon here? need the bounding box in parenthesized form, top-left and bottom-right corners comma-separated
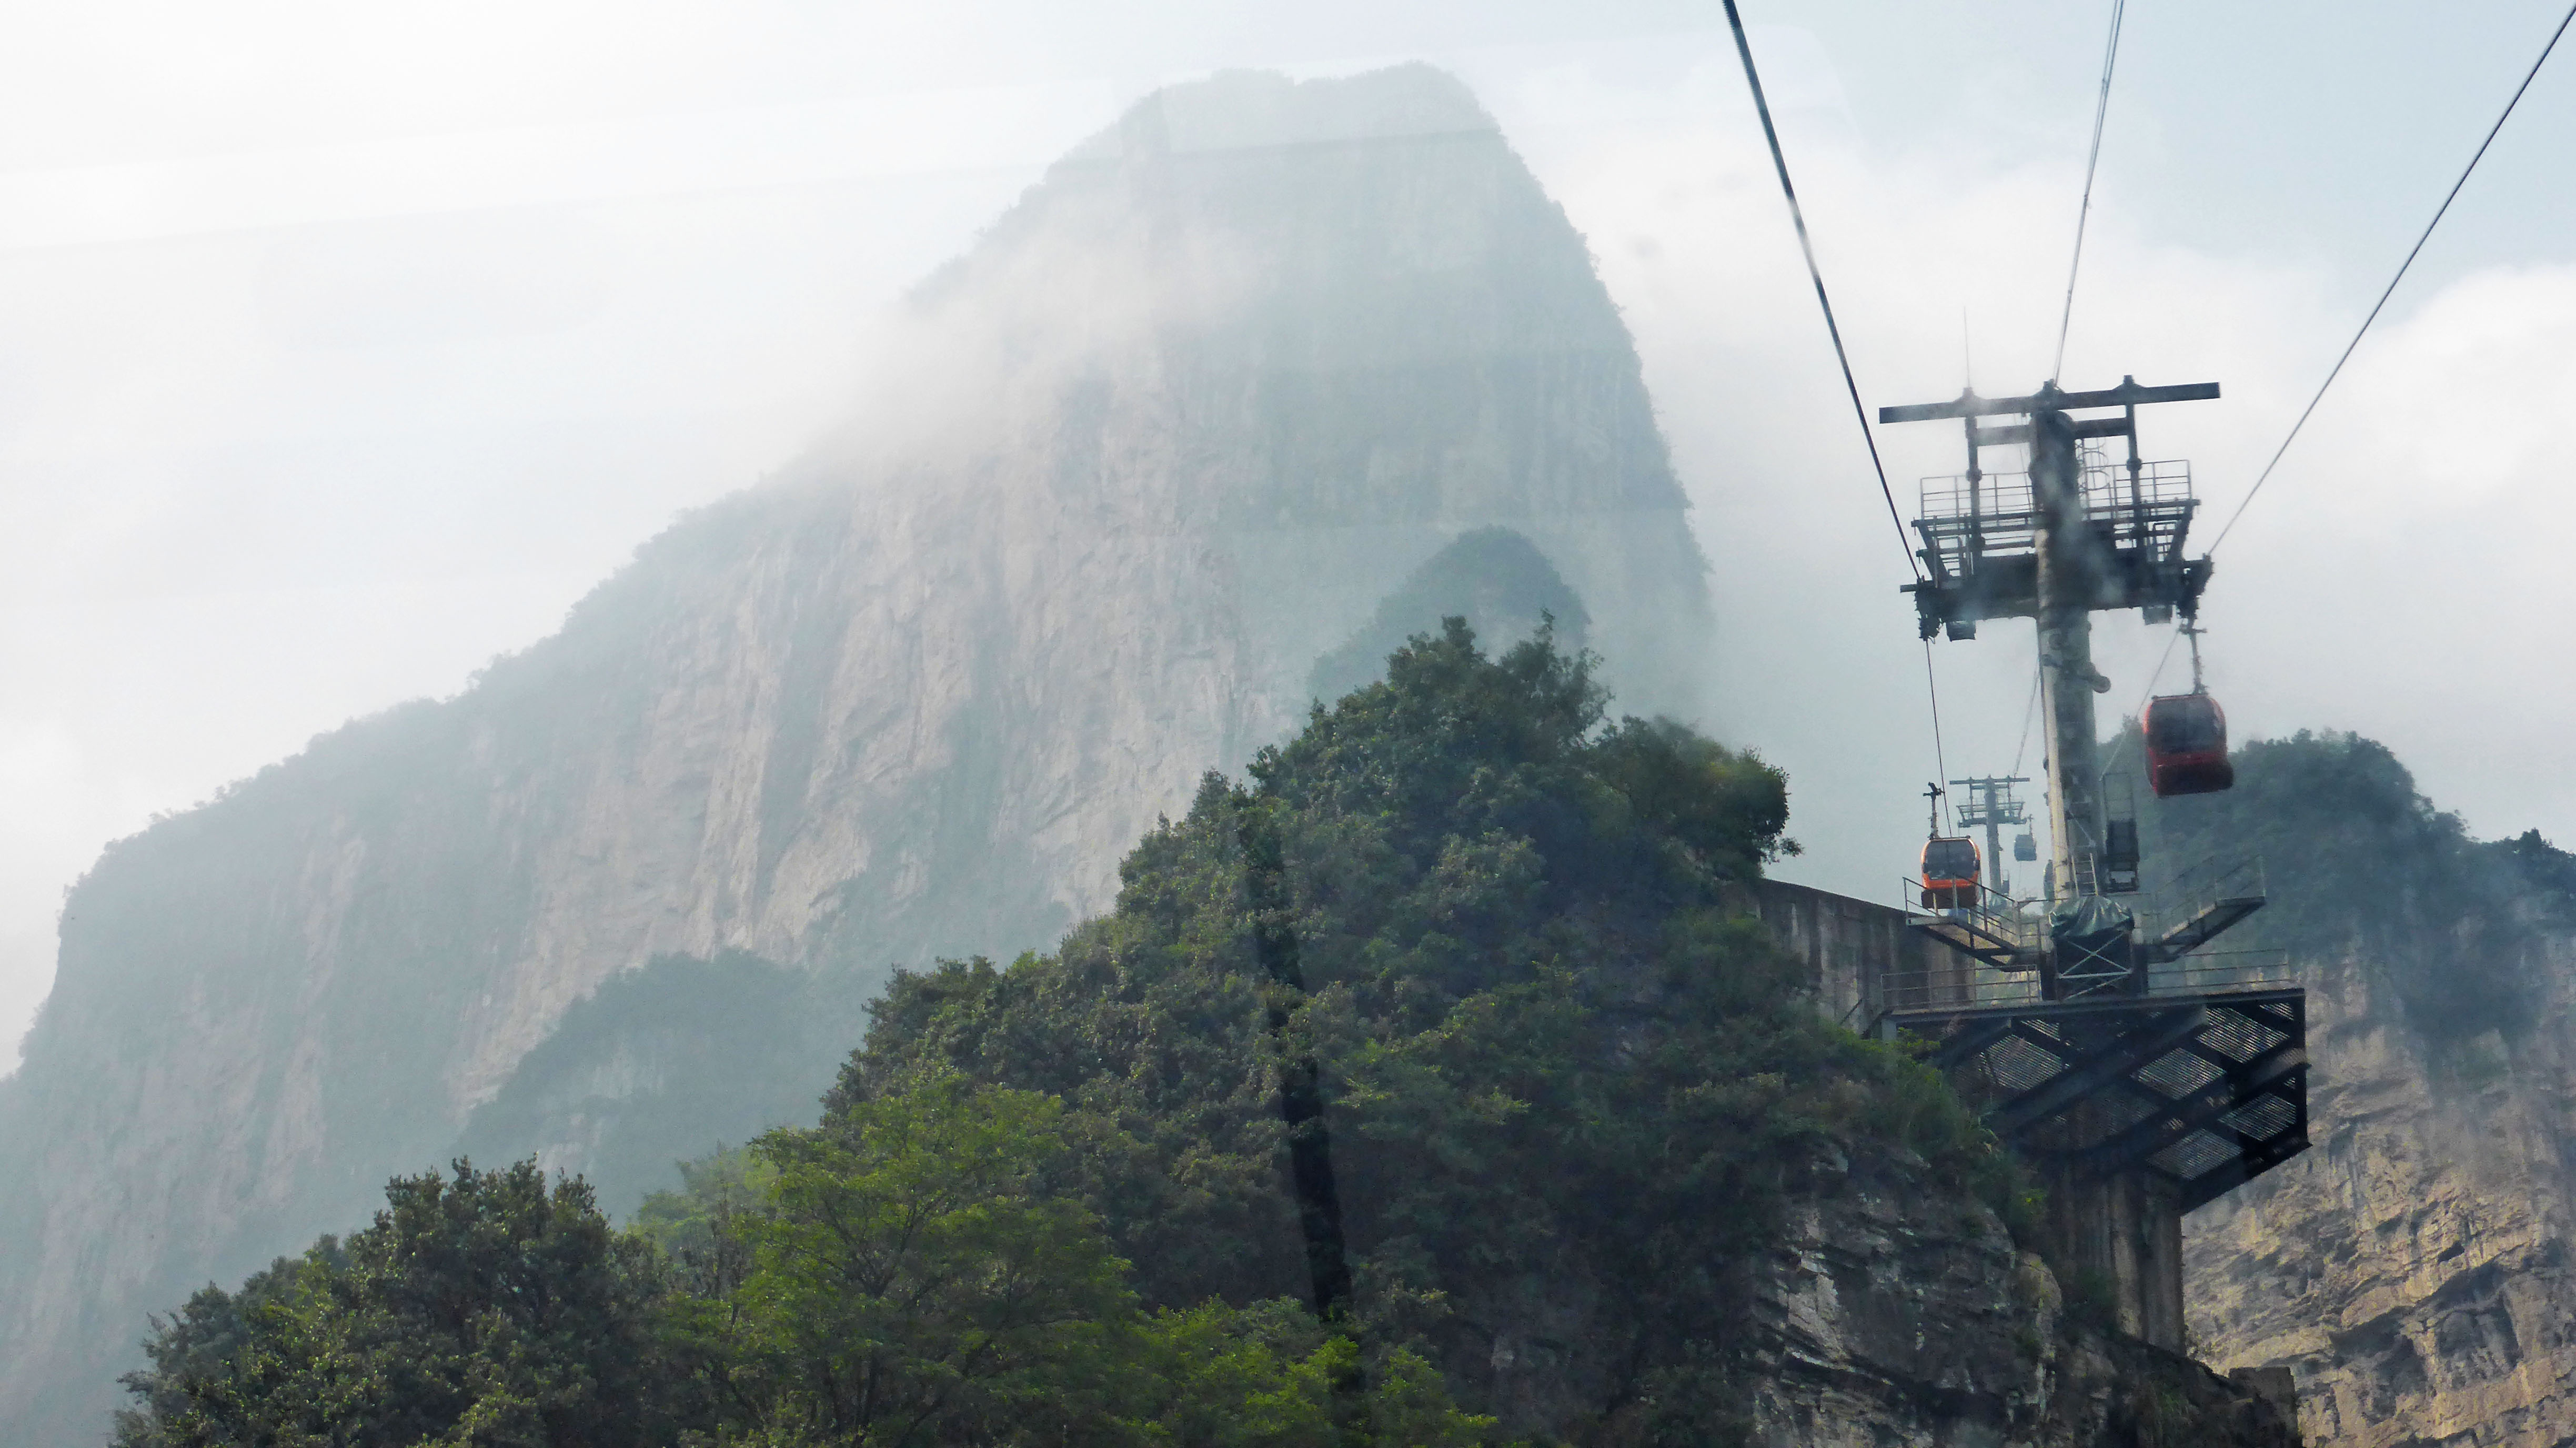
(1874, 376, 2297, 1354)
(1881, 376, 2236, 906)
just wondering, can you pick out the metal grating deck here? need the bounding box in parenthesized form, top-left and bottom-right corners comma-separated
(1886, 987, 2308, 1212)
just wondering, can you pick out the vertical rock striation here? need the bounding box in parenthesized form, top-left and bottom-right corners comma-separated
(1753, 1144, 2297, 1447)
(2165, 730, 2576, 1446)
(2189, 932, 2576, 1447)
(0, 66, 1708, 1442)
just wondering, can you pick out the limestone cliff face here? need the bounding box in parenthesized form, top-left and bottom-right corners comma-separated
(0, 67, 1709, 1442)
(1737, 880, 2299, 1446)
(2188, 930, 2576, 1447)
(2151, 730, 2576, 1447)
(1750, 1142, 2296, 1447)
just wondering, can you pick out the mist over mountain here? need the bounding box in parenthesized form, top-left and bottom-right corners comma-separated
(17, 53, 2569, 1448)
(0, 66, 1712, 1441)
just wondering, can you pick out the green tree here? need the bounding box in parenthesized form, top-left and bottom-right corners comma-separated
(116, 1160, 682, 1447)
(829, 622, 2011, 1442)
(643, 1077, 1490, 1447)
(2140, 727, 2576, 1038)
(124, 622, 2005, 1446)
(113, 1248, 340, 1448)
(692, 1080, 1135, 1444)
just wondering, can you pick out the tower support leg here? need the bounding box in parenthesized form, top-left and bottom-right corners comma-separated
(2036, 1141, 2184, 1348)
(2032, 408, 2107, 908)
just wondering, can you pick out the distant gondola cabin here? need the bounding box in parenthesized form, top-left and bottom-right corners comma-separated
(1920, 836, 1981, 910)
(2144, 692, 2235, 797)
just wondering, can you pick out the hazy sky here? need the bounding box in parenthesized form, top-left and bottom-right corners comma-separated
(6, 1, 2573, 1066)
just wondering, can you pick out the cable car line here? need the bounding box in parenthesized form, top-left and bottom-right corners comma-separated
(2098, 2, 2570, 802)
(2009, 667, 2042, 780)
(2050, 0, 2127, 384)
(2097, 622, 2185, 785)
(1923, 641, 1955, 833)
(1720, 0, 1921, 582)
(2208, 0, 2576, 554)
(1723, 0, 1964, 836)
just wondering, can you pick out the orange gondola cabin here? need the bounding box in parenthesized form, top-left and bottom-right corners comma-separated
(2144, 691, 2233, 797)
(1920, 836, 1981, 910)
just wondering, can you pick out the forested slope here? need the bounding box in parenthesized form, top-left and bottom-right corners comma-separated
(110, 628, 2296, 1447)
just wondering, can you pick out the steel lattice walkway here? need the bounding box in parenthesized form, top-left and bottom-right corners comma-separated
(1886, 988, 2308, 1212)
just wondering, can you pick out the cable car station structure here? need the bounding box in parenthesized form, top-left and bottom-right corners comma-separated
(1871, 378, 2309, 1351)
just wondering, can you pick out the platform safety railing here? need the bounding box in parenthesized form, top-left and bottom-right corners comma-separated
(1875, 857, 2289, 1021)
(1896, 877, 2042, 951)
(1868, 948, 2296, 1019)
(1913, 457, 2197, 581)
(2137, 854, 2268, 952)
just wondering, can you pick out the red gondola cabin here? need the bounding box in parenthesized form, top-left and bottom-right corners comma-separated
(2144, 692, 2234, 797)
(1920, 836, 1981, 910)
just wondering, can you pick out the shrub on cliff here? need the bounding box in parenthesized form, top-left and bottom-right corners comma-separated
(825, 620, 2017, 1440)
(645, 1075, 1490, 1446)
(119, 1104, 1488, 1447)
(2143, 727, 2576, 1038)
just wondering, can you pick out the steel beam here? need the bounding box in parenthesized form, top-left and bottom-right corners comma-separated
(1879, 379, 2221, 424)
(2076, 1042, 2308, 1173)
(1986, 1005, 2212, 1137)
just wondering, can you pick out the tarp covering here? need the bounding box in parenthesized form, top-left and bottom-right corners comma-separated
(2051, 896, 2137, 981)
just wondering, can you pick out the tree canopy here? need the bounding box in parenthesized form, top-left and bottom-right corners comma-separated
(118, 622, 2015, 1447)
(114, 1161, 679, 1448)
(828, 622, 2010, 1439)
(2142, 726, 2576, 1038)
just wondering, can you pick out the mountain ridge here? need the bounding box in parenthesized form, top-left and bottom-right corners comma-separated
(0, 65, 1711, 1442)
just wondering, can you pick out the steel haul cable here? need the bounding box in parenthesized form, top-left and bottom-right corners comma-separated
(2009, 667, 2043, 780)
(2098, 625, 2186, 785)
(1720, 0, 1919, 583)
(1923, 642, 1955, 833)
(1723, 0, 1964, 843)
(2209, 0, 2576, 552)
(2087, 4, 2569, 788)
(2051, 0, 2127, 383)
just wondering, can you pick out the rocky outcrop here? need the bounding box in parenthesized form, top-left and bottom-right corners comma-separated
(1740, 878, 2299, 1446)
(0, 67, 1709, 1443)
(1753, 1142, 2297, 1447)
(2188, 931, 2576, 1447)
(2138, 733, 2576, 1447)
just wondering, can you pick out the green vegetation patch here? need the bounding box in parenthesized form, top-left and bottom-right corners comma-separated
(2144, 727, 2576, 1040)
(826, 621, 2019, 1437)
(116, 623, 2021, 1446)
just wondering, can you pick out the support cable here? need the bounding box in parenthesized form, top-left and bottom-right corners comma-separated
(2099, 624, 2187, 782)
(1723, 2, 1953, 831)
(1722, 0, 1921, 581)
(2208, 0, 2576, 553)
(1923, 641, 1954, 833)
(2009, 667, 2044, 780)
(2051, 0, 2127, 383)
